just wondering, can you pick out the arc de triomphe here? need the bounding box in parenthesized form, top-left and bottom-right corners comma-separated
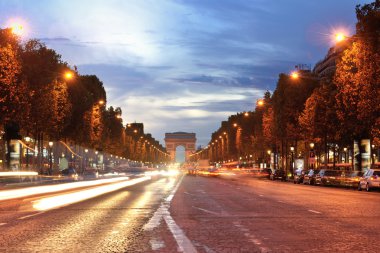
(165, 132, 196, 162)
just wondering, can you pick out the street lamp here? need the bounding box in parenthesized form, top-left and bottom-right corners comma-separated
(335, 33, 346, 43)
(84, 149, 88, 172)
(95, 151, 99, 168)
(64, 71, 74, 80)
(25, 136, 31, 169)
(291, 71, 299, 79)
(290, 146, 295, 175)
(9, 21, 24, 36)
(48, 141, 53, 175)
(343, 147, 348, 163)
(309, 143, 315, 169)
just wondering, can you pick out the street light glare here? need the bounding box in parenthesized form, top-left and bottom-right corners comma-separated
(64, 71, 73, 80)
(10, 22, 24, 36)
(291, 71, 299, 79)
(335, 33, 346, 42)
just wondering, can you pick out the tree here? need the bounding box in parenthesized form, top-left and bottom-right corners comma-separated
(0, 29, 30, 169)
(335, 1, 380, 141)
(47, 79, 72, 139)
(299, 80, 341, 166)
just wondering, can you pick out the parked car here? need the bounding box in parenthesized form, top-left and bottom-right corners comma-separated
(358, 169, 380, 192)
(270, 169, 286, 181)
(341, 171, 363, 188)
(256, 168, 272, 179)
(303, 169, 319, 185)
(319, 170, 343, 186)
(293, 169, 306, 184)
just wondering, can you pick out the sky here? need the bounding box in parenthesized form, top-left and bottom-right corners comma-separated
(0, 0, 371, 147)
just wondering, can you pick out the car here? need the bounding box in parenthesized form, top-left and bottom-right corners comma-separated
(319, 170, 343, 186)
(269, 169, 286, 181)
(293, 169, 306, 184)
(303, 169, 319, 185)
(257, 168, 272, 179)
(83, 168, 99, 179)
(358, 169, 380, 192)
(341, 171, 363, 188)
(59, 167, 79, 181)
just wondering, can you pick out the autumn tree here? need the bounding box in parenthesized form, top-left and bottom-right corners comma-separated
(0, 29, 30, 169)
(335, 0, 380, 144)
(299, 80, 340, 165)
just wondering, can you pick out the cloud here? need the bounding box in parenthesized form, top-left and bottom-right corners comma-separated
(0, 0, 367, 147)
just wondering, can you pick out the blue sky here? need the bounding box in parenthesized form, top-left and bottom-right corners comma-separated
(0, 0, 370, 147)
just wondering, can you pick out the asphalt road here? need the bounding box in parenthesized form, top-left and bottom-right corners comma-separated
(1, 174, 380, 253)
(132, 175, 380, 253)
(0, 176, 180, 253)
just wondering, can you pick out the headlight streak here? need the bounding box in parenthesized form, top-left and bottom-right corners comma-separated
(0, 171, 38, 177)
(32, 176, 151, 211)
(0, 177, 131, 201)
(144, 170, 179, 177)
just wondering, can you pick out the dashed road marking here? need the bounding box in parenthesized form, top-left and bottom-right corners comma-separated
(277, 200, 284, 203)
(308, 209, 321, 214)
(0, 223, 7, 226)
(233, 221, 270, 252)
(259, 195, 264, 197)
(184, 191, 197, 196)
(192, 206, 221, 216)
(18, 211, 45, 220)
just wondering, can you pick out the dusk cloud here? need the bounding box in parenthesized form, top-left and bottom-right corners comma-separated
(0, 0, 369, 146)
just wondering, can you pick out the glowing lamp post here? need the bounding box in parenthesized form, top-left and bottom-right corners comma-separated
(84, 149, 88, 172)
(290, 146, 295, 175)
(48, 142, 53, 175)
(309, 143, 315, 169)
(25, 137, 31, 169)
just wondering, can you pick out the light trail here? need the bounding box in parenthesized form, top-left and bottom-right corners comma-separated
(0, 171, 38, 177)
(33, 176, 151, 210)
(0, 177, 130, 201)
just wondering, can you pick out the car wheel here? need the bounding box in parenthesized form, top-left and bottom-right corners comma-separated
(366, 183, 370, 192)
(358, 183, 362, 191)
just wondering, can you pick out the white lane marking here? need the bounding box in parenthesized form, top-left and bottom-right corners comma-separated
(184, 191, 197, 196)
(308, 209, 321, 214)
(233, 221, 270, 252)
(166, 175, 184, 202)
(164, 213, 197, 253)
(277, 200, 284, 203)
(192, 206, 220, 216)
(150, 237, 165, 250)
(144, 174, 197, 253)
(0, 223, 7, 226)
(259, 195, 264, 197)
(143, 204, 167, 231)
(18, 211, 45, 220)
